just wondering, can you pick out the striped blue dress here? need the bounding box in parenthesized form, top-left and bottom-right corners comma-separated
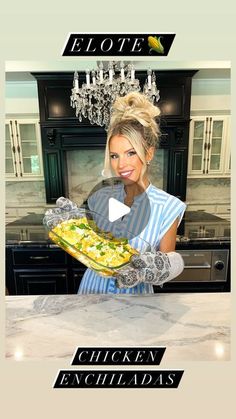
(78, 183, 186, 294)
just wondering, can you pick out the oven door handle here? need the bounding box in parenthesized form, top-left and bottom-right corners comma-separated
(184, 264, 211, 269)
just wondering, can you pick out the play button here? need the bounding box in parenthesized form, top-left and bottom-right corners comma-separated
(108, 198, 130, 222)
(84, 177, 151, 241)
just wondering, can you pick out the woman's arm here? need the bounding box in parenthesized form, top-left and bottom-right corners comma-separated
(159, 218, 179, 253)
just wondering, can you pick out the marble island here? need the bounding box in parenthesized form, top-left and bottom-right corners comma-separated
(5, 293, 230, 362)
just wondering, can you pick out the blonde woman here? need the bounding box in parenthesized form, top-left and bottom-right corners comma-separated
(78, 92, 186, 294)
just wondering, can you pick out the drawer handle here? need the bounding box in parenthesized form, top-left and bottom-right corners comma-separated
(29, 256, 50, 260)
(184, 264, 211, 269)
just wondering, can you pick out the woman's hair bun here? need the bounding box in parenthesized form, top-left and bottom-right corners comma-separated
(108, 92, 161, 147)
(110, 92, 160, 125)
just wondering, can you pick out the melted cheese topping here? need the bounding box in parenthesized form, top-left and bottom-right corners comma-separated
(49, 217, 138, 273)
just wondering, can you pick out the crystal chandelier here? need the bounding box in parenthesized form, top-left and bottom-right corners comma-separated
(70, 61, 160, 130)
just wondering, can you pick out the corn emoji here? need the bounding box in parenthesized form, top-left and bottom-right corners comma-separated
(148, 36, 164, 54)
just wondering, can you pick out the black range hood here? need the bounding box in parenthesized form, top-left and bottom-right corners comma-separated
(32, 70, 197, 206)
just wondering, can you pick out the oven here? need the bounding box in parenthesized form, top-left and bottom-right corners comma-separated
(175, 249, 229, 282)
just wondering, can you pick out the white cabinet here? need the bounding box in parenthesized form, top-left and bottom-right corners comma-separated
(188, 116, 230, 178)
(184, 220, 230, 239)
(224, 117, 231, 174)
(5, 119, 44, 180)
(6, 225, 48, 242)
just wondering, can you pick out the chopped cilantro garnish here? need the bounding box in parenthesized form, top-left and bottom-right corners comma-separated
(69, 225, 77, 231)
(78, 223, 90, 229)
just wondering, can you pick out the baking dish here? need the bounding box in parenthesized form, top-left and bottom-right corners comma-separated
(43, 204, 151, 277)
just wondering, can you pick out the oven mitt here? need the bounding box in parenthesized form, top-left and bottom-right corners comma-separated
(115, 251, 184, 289)
(55, 197, 78, 211)
(43, 197, 89, 232)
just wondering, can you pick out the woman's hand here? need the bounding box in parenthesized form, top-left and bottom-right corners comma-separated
(115, 251, 184, 289)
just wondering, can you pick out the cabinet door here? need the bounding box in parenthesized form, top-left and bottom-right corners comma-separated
(188, 118, 207, 175)
(207, 117, 227, 175)
(6, 228, 25, 241)
(12, 248, 67, 266)
(6, 119, 44, 180)
(26, 227, 49, 241)
(71, 268, 86, 293)
(184, 224, 217, 239)
(14, 269, 68, 295)
(188, 116, 229, 177)
(5, 121, 18, 178)
(15, 119, 44, 178)
(224, 117, 231, 175)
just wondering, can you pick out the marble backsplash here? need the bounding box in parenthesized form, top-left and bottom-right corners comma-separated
(6, 180, 46, 207)
(186, 177, 230, 203)
(5, 164, 230, 212)
(67, 148, 167, 206)
(67, 149, 105, 206)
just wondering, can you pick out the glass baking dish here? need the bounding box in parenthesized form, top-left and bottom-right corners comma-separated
(43, 206, 151, 277)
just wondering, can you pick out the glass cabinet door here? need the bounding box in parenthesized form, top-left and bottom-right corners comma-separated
(208, 118, 224, 173)
(224, 117, 231, 174)
(188, 116, 229, 177)
(5, 119, 44, 180)
(5, 123, 15, 176)
(16, 121, 42, 176)
(189, 119, 206, 174)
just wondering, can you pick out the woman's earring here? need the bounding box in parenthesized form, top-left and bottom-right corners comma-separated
(101, 169, 106, 177)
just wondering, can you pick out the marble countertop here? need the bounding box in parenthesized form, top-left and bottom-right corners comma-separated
(5, 293, 230, 362)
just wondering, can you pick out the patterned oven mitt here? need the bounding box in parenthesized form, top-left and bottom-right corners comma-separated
(115, 251, 184, 289)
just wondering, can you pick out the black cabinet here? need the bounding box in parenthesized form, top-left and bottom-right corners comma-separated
(33, 71, 196, 124)
(71, 269, 85, 293)
(6, 246, 86, 295)
(13, 269, 69, 295)
(12, 248, 67, 265)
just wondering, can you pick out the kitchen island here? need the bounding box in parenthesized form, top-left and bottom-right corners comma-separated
(6, 293, 230, 361)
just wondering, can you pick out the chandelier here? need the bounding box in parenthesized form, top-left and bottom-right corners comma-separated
(70, 61, 160, 130)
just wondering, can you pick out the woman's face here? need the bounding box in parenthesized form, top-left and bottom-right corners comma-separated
(109, 134, 145, 184)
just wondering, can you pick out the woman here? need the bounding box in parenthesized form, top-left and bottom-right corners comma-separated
(78, 92, 186, 294)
